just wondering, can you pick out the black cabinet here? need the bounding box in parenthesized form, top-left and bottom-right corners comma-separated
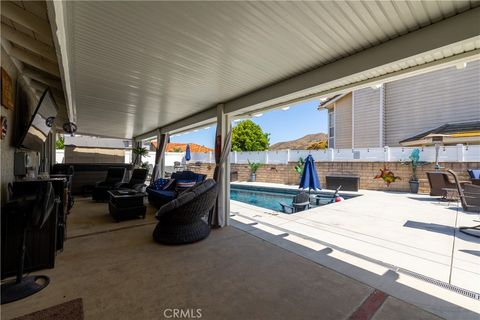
(1, 179, 67, 279)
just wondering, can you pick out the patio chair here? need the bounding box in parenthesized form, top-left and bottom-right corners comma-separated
(426, 171, 457, 197)
(188, 161, 202, 171)
(448, 169, 479, 213)
(467, 169, 480, 186)
(116, 168, 148, 191)
(152, 179, 218, 244)
(173, 161, 183, 171)
(280, 192, 311, 213)
(449, 171, 480, 238)
(92, 167, 126, 201)
(146, 171, 207, 208)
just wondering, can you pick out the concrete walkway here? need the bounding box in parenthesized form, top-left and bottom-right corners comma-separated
(230, 183, 480, 319)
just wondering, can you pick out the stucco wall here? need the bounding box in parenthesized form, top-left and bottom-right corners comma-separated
(190, 161, 478, 194)
(1, 48, 42, 204)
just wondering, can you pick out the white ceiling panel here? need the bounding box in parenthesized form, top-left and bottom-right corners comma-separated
(55, 1, 479, 138)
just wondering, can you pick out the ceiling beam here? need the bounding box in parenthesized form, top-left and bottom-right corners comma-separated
(223, 7, 480, 115)
(29, 78, 64, 97)
(1, 23, 57, 62)
(1, 1, 52, 41)
(0, 37, 39, 99)
(9, 46, 60, 77)
(21, 67, 62, 90)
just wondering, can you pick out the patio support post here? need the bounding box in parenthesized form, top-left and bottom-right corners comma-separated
(151, 129, 168, 181)
(210, 104, 231, 227)
(159, 133, 166, 179)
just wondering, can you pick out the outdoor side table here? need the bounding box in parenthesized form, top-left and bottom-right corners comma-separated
(108, 189, 147, 222)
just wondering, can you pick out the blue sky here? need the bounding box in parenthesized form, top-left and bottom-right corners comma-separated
(170, 100, 328, 148)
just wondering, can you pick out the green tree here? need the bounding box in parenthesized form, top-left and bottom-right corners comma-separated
(56, 136, 64, 149)
(231, 120, 270, 151)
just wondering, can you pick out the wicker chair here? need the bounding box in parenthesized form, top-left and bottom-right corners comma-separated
(467, 169, 480, 186)
(426, 172, 457, 196)
(152, 179, 218, 245)
(448, 169, 479, 213)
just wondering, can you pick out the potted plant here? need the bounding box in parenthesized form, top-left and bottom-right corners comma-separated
(132, 146, 149, 167)
(294, 157, 305, 176)
(403, 149, 429, 193)
(247, 160, 262, 182)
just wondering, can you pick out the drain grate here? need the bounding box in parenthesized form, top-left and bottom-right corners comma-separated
(399, 269, 480, 300)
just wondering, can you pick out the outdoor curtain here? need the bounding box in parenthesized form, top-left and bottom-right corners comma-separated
(209, 127, 232, 228)
(151, 133, 169, 182)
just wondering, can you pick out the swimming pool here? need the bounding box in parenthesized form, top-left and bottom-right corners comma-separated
(230, 184, 356, 212)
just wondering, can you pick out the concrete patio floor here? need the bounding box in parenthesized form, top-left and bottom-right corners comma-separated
(2, 197, 445, 320)
(230, 182, 480, 319)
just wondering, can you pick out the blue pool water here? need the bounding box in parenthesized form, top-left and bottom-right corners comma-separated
(230, 185, 353, 212)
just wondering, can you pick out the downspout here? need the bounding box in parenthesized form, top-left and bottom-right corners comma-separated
(333, 102, 336, 149)
(379, 84, 385, 147)
(352, 92, 355, 149)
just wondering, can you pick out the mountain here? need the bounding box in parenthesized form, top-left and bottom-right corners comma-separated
(269, 133, 328, 150)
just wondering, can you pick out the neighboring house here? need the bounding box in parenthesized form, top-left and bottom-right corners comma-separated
(319, 60, 480, 148)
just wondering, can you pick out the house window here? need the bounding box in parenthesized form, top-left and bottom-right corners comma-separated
(328, 109, 334, 148)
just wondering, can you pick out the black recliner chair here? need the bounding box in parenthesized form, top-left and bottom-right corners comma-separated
(92, 167, 126, 201)
(1, 182, 59, 304)
(116, 168, 148, 191)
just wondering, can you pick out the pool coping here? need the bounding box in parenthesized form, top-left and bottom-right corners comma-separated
(230, 181, 364, 198)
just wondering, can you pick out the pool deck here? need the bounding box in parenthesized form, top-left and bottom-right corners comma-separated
(230, 182, 480, 320)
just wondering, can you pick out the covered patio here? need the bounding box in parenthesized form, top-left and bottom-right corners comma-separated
(1, 1, 479, 319)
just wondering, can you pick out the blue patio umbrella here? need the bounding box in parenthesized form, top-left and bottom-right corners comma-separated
(185, 144, 191, 161)
(299, 155, 321, 192)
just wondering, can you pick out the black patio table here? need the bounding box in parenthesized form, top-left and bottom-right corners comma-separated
(108, 189, 147, 222)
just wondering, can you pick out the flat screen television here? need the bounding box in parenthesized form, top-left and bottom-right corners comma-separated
(18, 89, 58, 151)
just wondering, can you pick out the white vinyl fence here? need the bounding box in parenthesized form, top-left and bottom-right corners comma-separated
(191, 144, 479, 164)
(55, 144, 479, 165)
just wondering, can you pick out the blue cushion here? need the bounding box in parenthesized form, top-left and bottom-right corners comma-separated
(152, 178, 169, 190)
(171, 171, 206, 183)
(146, 188, 176, 200)
(162, 179, 176, 191)
(469, 169, 480, 179)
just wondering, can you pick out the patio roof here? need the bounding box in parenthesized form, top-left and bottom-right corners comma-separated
(46, 1, 480, 138)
